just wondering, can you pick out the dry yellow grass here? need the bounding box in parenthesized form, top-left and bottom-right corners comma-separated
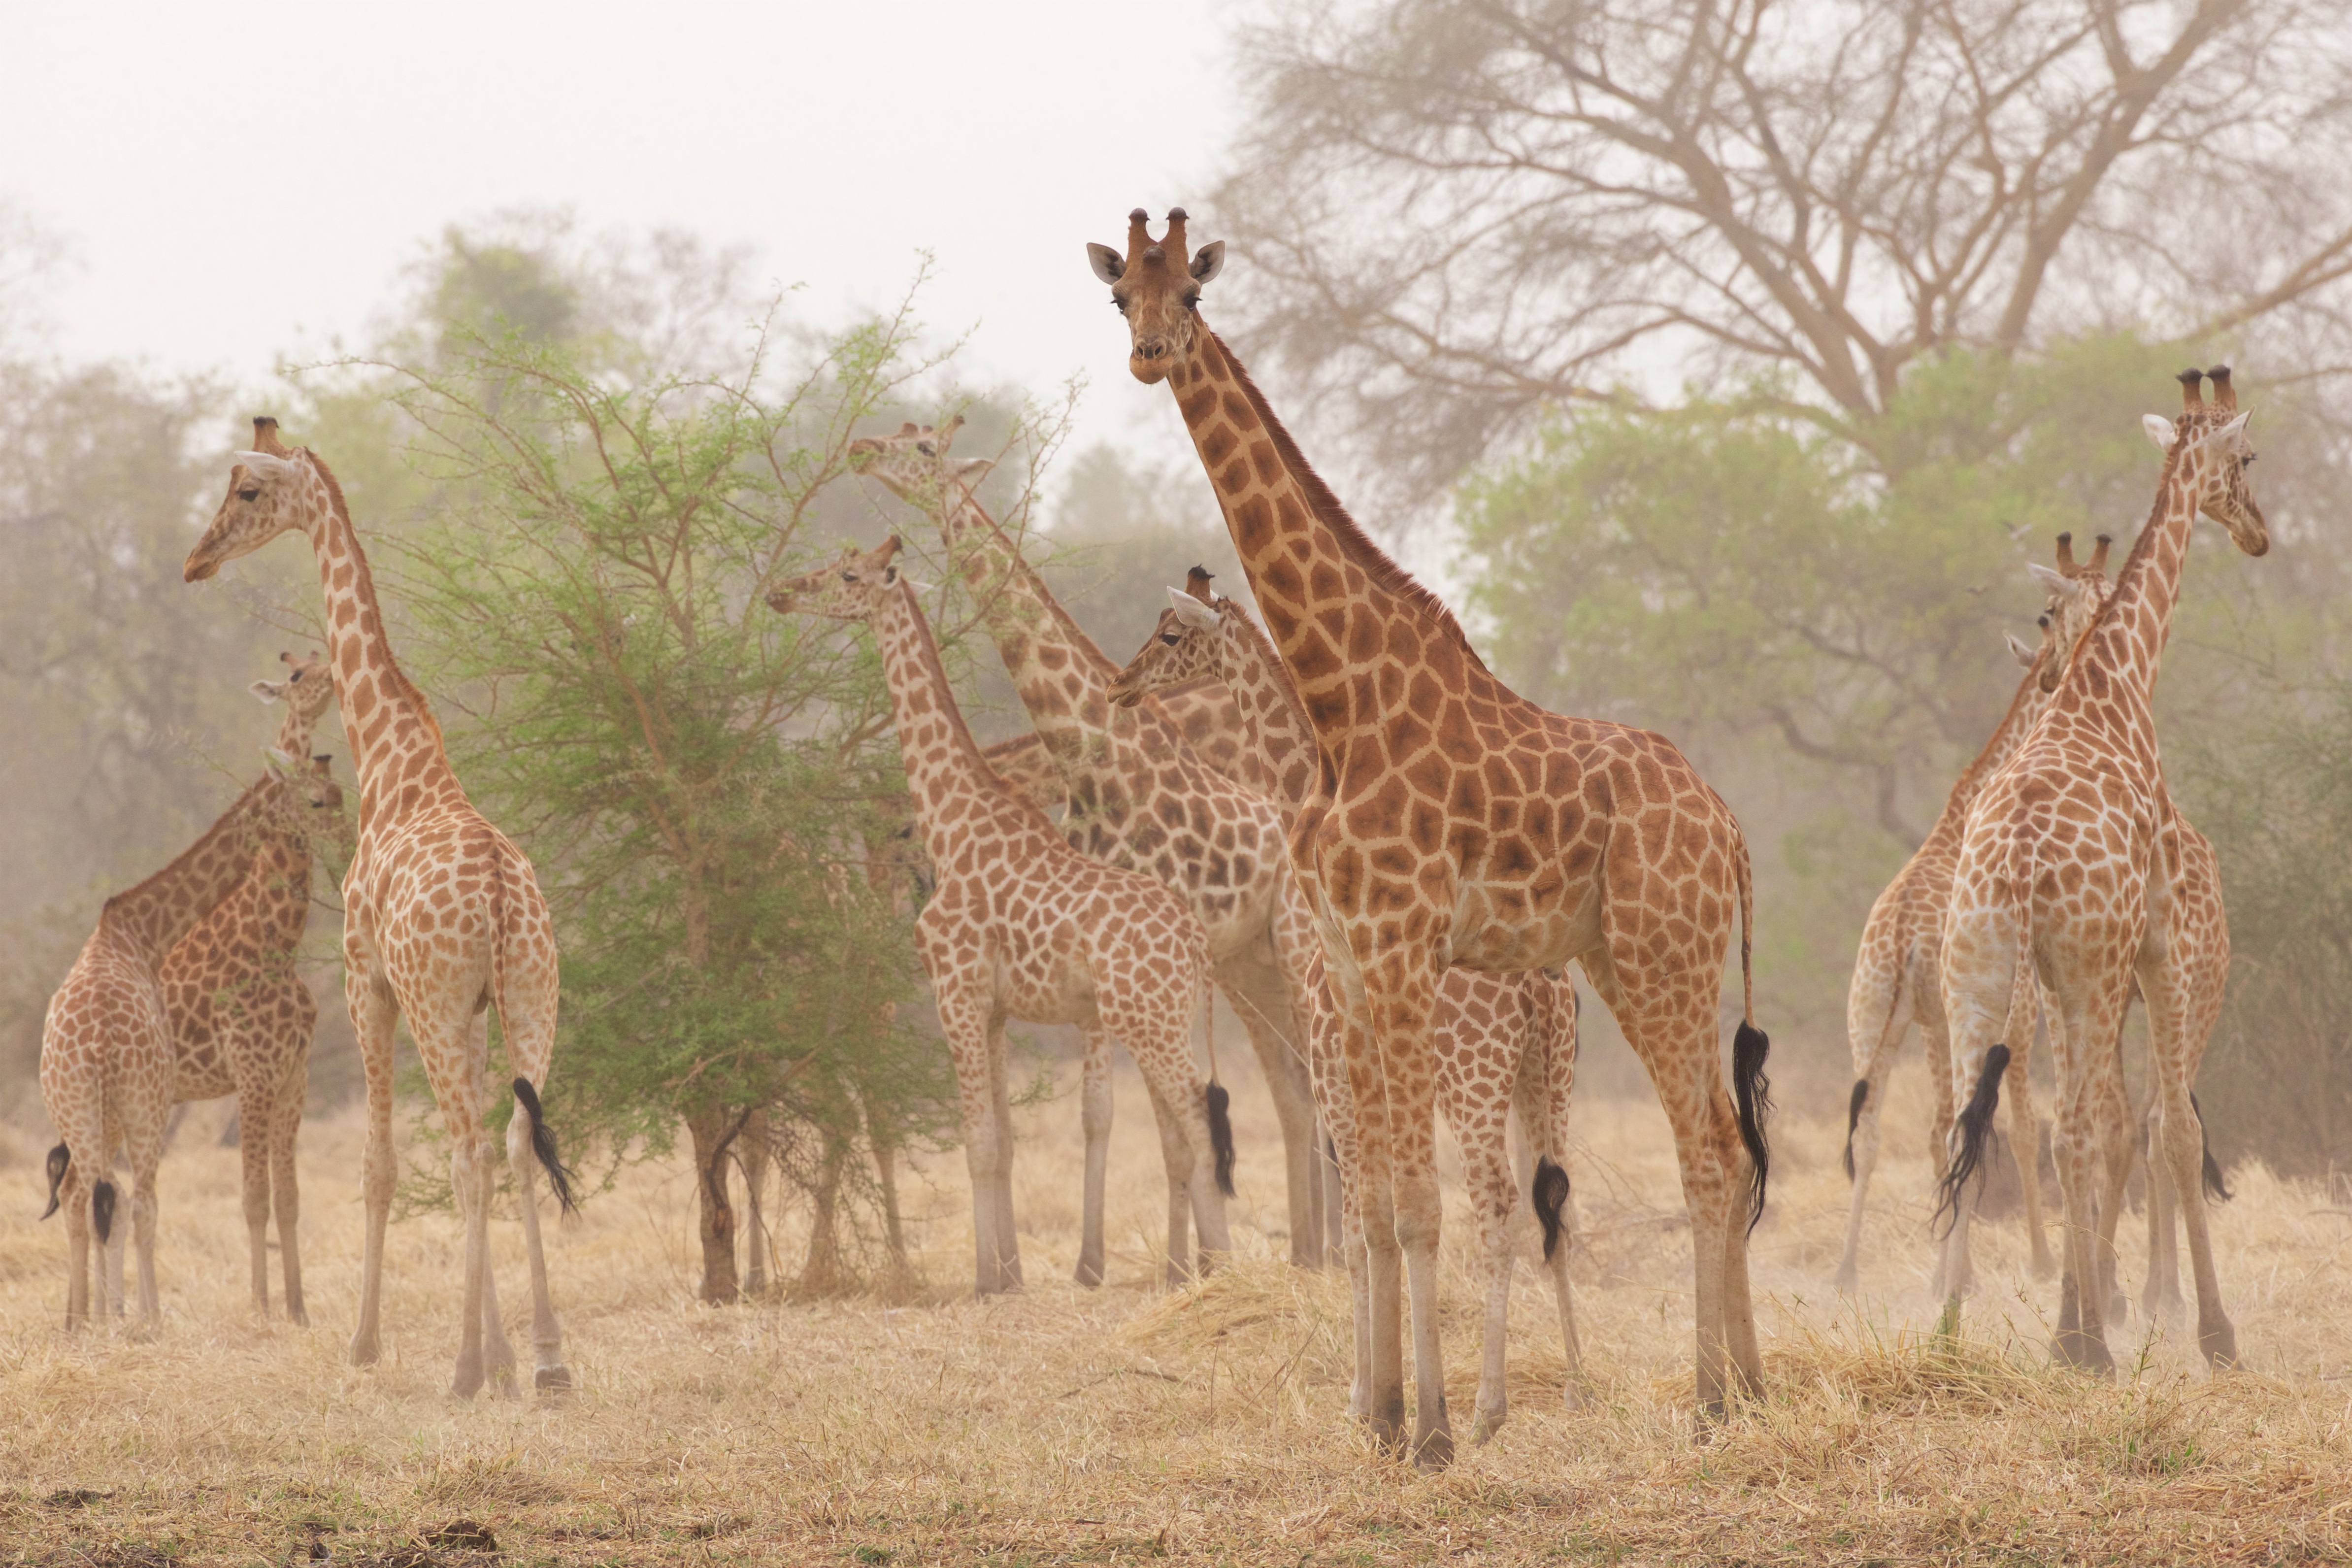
(3, 1049, 2351, 1566)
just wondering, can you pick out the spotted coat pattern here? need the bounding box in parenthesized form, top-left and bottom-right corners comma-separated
(1938, 369, 2267, 1373)
(1108, 572, 1584, 1439)
(767, 538, 1231, 1294)
(162, 651, 352, 1324)
(850, 424, 1330, 1268)
(1835, 536, 2117, 1294)
(1093, 208, 1767, 1461)
(184, 420, 571, 1399)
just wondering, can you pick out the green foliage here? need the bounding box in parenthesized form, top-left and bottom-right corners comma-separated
(368, 280, 957, 1237)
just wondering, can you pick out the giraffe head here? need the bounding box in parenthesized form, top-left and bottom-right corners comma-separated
(250, 650, 334, 725)
(258, 749, 354, 861)
(1087, 207, 1225, 385)
(184, 417, 317, 582)
(766, 536, 906, 622)
(2024, 531, 2117, 692)
(2138, 367, 2268, 557)
(848, 417, 994, 507)
(1106, 567, 1225, 708)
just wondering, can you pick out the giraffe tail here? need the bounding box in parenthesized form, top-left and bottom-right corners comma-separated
(512, 1077, 579, 1215)
(2192, 1092, 2232, 1202)
(1199, 971, 1236, 1197)
(1728, 817, 1772, 1233)
(1935, 838, 2035, 1233)
(39, 1142, 67, 1221)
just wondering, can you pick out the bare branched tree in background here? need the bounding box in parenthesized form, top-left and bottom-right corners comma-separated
(1216, 0, 2352, 501)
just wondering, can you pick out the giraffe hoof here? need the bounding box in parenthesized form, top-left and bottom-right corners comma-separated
(2200, 1320, 2239, 1369)
(2051, 1330, 2116, 1377)
(534, 1364, 575, 1394)
(1413, 1423, 1456, 1471)
(349, 1335, 380, 1367)
(1831, 1263, 1858, 1295)
(1469, 1400, 1505, 1445)
(1560, 1378, 1588, 1413)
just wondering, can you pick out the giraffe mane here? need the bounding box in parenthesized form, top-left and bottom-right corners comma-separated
(2064, 422, 2203, 667)
(1203, 325, 1478, 661)
(298, 446, 446, 754)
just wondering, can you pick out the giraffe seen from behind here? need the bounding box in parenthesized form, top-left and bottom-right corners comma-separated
(1092, 207, 1770, 1464)
(766, 536, 1234, 1293)
(1836, 534, 2116, 1295)
(161, 651, 351, 1325)
(1108, 567, 1585, 1441)
(183, 419, 577, 1398)
(1937, 370, 2267, 1373)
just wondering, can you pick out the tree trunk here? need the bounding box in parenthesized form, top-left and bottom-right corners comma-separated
(685, 1104, 741, 1304)
(794, 1119, 851, 1299)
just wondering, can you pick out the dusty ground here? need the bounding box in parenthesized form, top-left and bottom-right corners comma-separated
(2, 1039, 2350, 1567)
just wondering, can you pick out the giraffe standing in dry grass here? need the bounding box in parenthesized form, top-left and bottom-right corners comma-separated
(1093, 207, 1769, 1464)
(767, 536, 1233, 1292)
(849, 422, 1330, 1270)
(1109, 567, 1583, 1440)
(1938, 370, 2266, 1372)
(39, 754, 326, 1333)
(1835, 535, 2116, 1295)
(162, 651, 352, 1324)
(183, 419, 576, 1398)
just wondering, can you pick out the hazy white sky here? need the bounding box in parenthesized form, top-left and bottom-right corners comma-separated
(0, 2, 1254, 466)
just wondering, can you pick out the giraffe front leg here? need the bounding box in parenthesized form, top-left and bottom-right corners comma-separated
(271, 1055, 310, 1327)
(347, 954, 398, 1368)
(234, 1075, 274, 1319)
(1075, 1026, 1113, 1288)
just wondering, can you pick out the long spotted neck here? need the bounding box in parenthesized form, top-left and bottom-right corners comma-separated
(292, 455, 463, 831)
(1918, 650, 2061, 856)
(1175, 326, 1492, 739)
(866, 578, 1051, 868)
(929, 484, 1152, 763)
(2060, 444, 2207, 719)
(1203, 603, 1319, 816)
(102, 781, 266, 964)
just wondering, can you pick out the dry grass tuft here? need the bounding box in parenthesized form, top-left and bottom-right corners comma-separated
(3, 1049, 2351, 1563)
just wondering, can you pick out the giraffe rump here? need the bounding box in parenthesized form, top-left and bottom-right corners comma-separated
(512, 1077, 578, 1215)
(1205, 1082, 1236, 1198)
(39, 1142, 67, 1221)
(1934, 1044, 2011, 1235)
(1532, 1157, 1572, 1262)
(1842, 1078, 1870, 1182)
(1732, 1022, 1772, 1232)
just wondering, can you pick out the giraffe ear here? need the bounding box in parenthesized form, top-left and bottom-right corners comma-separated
(250, 678, 288, 706)
(1088, 243, 1125, 284)
(2142, 414, 2178, 452)
(262, 746, 301, 781)
(233, 450, 303, 483)
(1188, 241, 1225, 285)
(2006, 632, 2038, 669)
(2027, 562, 2081, 597)
(948, 457, 994, 484)
(1167, 587, 1220, 631)
(2204, 410, 2253, 456)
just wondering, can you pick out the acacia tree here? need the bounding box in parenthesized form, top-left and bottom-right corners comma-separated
(374, 293, 957, 1302)
(1215, 0, 2352, 502)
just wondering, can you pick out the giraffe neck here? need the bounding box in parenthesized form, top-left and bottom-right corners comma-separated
(1174, 326, 1492, 737)
(1916, 651, 2059, 855)
(273, 701, 324, 761)
(102, 780, 266, 964)
(866, 578, 1052, 868)
(931, 483, 1129, 758)
(292, 453, 462, 831)
(1206, 604, 1320, 815)
(2066, 443, 2208, 712)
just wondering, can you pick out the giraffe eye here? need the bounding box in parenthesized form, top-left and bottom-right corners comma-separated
(840, 571, 857, 583)
(915, 442, 935, 457)
(238, 487, 261, 502)
(1113, 298, 1128, 316)
(1160, 633, 1181, 646)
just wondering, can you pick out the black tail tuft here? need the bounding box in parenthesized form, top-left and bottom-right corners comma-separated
(1843, 1079, 1870, 1182)
(1933, 1045, 2010, 1235)
(91, 1179, 116, 1245)
(1206, 1081, 1236, 1198)
(1732, 1022, 1772, 1233)
(39, 1143, 67, 1221)
(512, 1077, 578, 1215)
(2192, 1093, 2232, 1202)
(1532, 1157, 1571, 1262)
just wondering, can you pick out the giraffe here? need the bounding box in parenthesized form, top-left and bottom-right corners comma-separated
(1936, 368, 2266, 1373)
(161, 650, 352, 1325)
(1108, 566, 1584, 1440)
(38, 753, 322, 1333)
(1091, 207, 1770, 1463)
(182, 418, 577, 1398)
(765, 535, 1233, 1292)
(848, 421, 1330, 1270)
(1834, 534, 2115, 1295)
